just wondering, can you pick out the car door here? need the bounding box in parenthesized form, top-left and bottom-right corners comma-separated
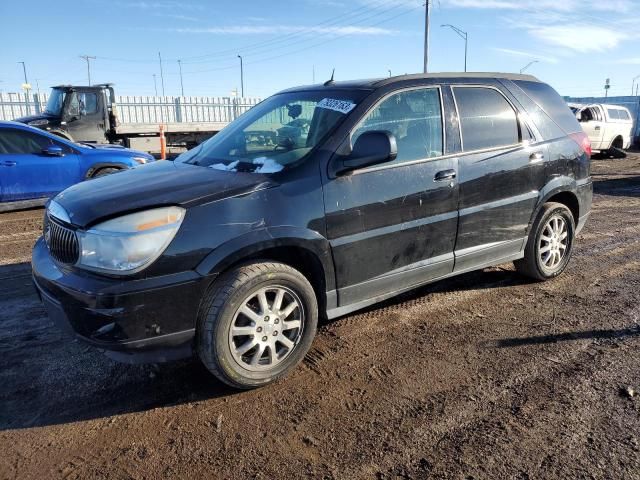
(451, 85, 546, 272)
(64, 90, 108, 143)
(323, 86, 459, 307)
(0, 128, 80, 201)
(579, 106, 605, 149)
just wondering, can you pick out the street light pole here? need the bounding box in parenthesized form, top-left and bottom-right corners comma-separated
(18, 61, 30, 114)
(519, 60, 539, 74)
(237, 55, 244, 97)
(632, 75, 640, 96)
(79, 55, 96, 85)
(153, 74, 158, 96)
(178, 59, 184, 97)
(441, 24, 468, 72)
(423, 0, 430, 73)
(158, 51, 165, 97)
(388, 69, 392, 77)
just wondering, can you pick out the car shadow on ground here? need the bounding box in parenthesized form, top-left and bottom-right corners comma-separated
(592, 175, 640, 197)
(1, 261, 535, 431)
(488, 325, 640, 348)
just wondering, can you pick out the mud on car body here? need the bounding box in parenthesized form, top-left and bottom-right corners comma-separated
(32, 73, 592, 388)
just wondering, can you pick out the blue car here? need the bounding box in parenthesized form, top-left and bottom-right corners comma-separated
(0, 121, 154, 212)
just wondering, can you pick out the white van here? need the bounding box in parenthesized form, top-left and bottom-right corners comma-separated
(570, 103, 634, 156)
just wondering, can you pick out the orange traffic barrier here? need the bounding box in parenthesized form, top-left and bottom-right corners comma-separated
(159, 124, 167, 160)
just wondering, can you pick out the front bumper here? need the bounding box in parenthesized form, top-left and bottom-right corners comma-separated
(32, 237, 213, 363)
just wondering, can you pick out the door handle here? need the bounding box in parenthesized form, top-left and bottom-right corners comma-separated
(529, 152, 544, 162)
(434, 169, 456, 181)
(1, 160, 17, 167)
(594, 126, 601, 131)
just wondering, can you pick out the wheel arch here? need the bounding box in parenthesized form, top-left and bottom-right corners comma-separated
(529, 178, 580, 232)
(196, 227, 337, 316)
(84, 162, 129, 178)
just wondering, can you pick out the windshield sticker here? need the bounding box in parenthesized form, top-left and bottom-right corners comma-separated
(317, 98, 356, 115)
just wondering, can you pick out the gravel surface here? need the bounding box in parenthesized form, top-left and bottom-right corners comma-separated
(1, 153, 639, 479)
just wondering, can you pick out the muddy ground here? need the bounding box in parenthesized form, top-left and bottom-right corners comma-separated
(1, 153, 639, 479)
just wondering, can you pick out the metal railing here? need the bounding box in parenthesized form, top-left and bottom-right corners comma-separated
(0, 92, 262, 124)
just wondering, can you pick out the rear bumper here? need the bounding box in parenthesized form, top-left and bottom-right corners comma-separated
(32, 237, 214, 363)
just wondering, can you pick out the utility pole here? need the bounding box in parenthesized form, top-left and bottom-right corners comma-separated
(18, 61, 30, 114)
(177, 59, 184, 97)
(423, 0, 430, 73)
(441, 24, 468, 72)
(35, 79, 42, 113)
(237, 55, 244, 97)
(313, 65, 315, 84)
(158, 51, 165, 96)
(153, 74, 158, 96)
(79, 55, 96, 85)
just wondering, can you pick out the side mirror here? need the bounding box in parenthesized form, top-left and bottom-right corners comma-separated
(334, 130, 397, 175)
(43, 145, 64, 157)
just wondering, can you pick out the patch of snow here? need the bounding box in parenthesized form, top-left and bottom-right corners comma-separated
(253, 157, 283, 173)
(209, 160, 239, 172)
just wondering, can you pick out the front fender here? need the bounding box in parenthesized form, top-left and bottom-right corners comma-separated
(195, 226, 336, 293)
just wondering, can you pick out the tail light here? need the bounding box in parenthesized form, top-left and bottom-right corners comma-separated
(569, 131, 591, 157)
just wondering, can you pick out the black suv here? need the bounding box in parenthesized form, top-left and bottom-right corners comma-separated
(32, 73, 592, 388)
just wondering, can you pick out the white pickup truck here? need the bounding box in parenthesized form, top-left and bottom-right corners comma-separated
(569, 103, 634, 157)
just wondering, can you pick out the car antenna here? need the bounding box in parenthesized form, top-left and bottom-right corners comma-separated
(323, 69, 335, 86)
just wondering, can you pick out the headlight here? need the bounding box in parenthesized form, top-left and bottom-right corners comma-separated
(29, 119, 49, 126)
(132, 156, 149, 165)
(77, 206, 185, 274)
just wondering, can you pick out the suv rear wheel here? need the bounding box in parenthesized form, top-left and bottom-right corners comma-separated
(515, 202, 575, 281)
(197, 261, 318, 389)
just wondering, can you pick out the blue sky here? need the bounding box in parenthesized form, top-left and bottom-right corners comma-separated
(1, 0, 639, 98)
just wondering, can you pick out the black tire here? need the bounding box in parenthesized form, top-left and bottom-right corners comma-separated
(92, 167, 120, 178)
(197, 261, 318, 389)
(515, 202, 575, 281)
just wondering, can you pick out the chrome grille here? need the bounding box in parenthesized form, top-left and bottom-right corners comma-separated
(45, 216, 79, 265)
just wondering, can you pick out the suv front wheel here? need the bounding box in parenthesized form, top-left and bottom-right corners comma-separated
(515, 202, 576, 281)
(197, 261, 318, 389)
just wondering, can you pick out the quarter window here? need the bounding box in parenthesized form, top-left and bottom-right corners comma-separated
(353, 88, 443, 165)
(454, 87, 519, 151)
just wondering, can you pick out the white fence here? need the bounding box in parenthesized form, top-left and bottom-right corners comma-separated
(0, 92, 262, 124)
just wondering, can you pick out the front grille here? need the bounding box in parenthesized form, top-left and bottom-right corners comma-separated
(45, 216, 80, 265)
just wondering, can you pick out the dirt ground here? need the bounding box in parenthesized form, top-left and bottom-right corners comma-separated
(1, 152, 639, 480)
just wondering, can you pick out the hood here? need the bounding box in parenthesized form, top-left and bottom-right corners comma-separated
(14, 113, 58, 124)
(53, 160, 276, 228)
(80, 142, 153, 160)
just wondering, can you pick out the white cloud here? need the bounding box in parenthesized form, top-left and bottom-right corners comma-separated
(613, 57, 640, 65)
(530, 25, 628, 53)
(492, 48, 558, 64)
(171, 25, 395, 36)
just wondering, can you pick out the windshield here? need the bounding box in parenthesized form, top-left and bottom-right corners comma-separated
(44, 88, 67, 116)
(178, 90, 367, 173)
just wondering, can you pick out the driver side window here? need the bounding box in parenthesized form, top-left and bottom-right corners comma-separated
(353, 88, 443, 166)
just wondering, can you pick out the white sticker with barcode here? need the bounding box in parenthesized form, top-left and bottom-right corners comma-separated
(317, 98, 357, 114)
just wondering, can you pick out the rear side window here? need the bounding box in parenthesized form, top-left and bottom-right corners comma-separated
(353, 87, 443, 165)
(453, 87, 519, 151)
(512, 80, 580, 134)
(607, 109, 620, 120)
